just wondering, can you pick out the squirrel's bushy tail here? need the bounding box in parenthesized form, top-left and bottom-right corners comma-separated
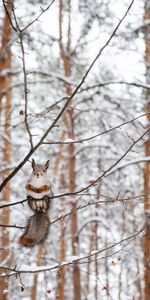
(19, 211, 50, 247)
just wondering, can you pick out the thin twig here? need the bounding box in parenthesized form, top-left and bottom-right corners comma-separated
(79, 81, 150, 93)
(12, 10, 33, 148)
(0, 224, 24, 229)
(22, 0, 55, 32)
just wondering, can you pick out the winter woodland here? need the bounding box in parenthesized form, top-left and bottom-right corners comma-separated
(0, 0, 150, 299)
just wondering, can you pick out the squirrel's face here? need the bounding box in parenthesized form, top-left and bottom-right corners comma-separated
(32, 159, 50, 178)
(33, 167, 45, 178)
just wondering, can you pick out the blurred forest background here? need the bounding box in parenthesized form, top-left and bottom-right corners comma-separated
(0, 0, 150, 299)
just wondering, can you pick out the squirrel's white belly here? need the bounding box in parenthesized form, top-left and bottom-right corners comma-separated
(29, 176, 49, 187)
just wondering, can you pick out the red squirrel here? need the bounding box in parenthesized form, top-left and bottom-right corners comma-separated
(19, 159, 53, 247)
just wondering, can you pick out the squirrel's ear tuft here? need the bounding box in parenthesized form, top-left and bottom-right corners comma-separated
(32, 159, 35, 169)
(45, 160, 50, 170)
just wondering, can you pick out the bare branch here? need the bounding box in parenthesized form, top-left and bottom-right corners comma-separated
(0, 227, 144, 277)
(2, 0, 17, 32)
(73, 128, 149, 195)
(12, 11, 33, 148)
(21, 1, 55, 32)
(107, 156, 150, 177)
(0, 190, 148, 222)
(43, 113, 147, 145)
(0, 224, 24, 229)
(79, 81, 150, 93)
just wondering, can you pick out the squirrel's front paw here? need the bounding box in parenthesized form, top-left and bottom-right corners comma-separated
(27, 195, 34, 200)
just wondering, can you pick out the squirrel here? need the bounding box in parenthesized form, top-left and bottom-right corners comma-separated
(19, 159, 53, 247)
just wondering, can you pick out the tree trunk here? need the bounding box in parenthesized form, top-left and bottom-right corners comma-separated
(58, 1, 81, 299)
(0, 2, 12, 299)
(144, 2, 150, 299)
(57, 218, 66, 300)
(31, 245, 45, 300)
(56, 170, 67, 300)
